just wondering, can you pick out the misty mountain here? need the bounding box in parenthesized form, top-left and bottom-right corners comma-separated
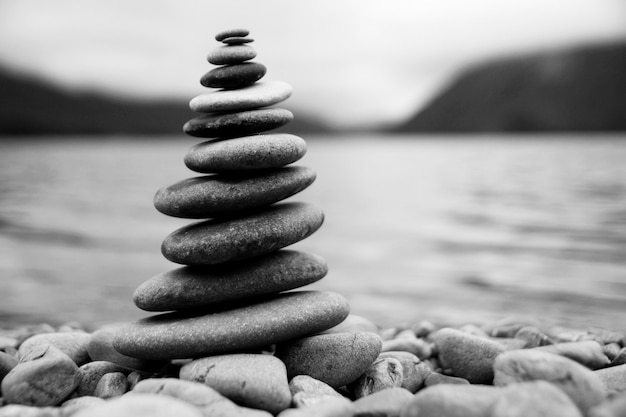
(0, 68, 330, 136)
(396, 42, 626, 132)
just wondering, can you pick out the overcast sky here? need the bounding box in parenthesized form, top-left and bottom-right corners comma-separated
(0, 0, 625, 128)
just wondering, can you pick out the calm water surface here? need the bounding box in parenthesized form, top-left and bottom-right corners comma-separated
(1, 134, 625, 330)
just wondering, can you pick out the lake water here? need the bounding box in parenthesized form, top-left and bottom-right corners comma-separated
(1, 134, 625, 331)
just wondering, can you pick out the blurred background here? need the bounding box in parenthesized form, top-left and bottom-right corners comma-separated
(0, 0, 625, 331)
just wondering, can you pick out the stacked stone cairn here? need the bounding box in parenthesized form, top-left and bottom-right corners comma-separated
(2, 28, 626, 417)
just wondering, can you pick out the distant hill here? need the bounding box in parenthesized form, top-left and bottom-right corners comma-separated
(396, 42, 626, 132)
(0, 68, 329, 135)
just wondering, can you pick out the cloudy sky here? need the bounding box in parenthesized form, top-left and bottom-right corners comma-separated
(0, 0, 625, 128)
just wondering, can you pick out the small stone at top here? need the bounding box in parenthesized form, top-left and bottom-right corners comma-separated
(222, 37, 254, 45)
(215, 28, 250, 41)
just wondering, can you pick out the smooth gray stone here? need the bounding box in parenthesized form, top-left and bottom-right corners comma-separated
(93, 371, 128, 398)
(490, 381, 583, 417)
(71, 393, 204, 417)
(184, 108, 293, 138)
(113, 291, 350, 360)
(153, 166, 315, 219)
(134, 250, 328, 311)
(352, 387, 413, 417)
(18, 332, 91, 366)
(222, 37, 254, 45)
(350, 357, 403, 398)
(595, 363, 626, 394)
(184, 134, 307, 173)
(201, 62, 266, 89)
(189, 81, 292, 113)
(215, 28, 249, 41)
(276, 332, 382, 389)
(208, 44, 256, 65)
(180, 354, 291, 415)
(161, 202, 324, 265)
(289, 375, 343, 407)
(87, 327, 166, 371)
(75, 361, 129, 396)
(401, 384, 502, 417)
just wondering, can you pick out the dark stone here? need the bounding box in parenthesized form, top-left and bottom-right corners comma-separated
(183, 108, 293, 138)
(201, 62, 266, 89)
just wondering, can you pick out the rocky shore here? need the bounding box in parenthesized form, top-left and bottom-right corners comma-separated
(0, 316, 625, 416)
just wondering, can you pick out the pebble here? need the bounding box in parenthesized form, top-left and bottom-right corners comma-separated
(276, 331, 382, 389)
(75, 360, 129, 396)
(189, 81, 292, 113)
(423, 372, 470, 386)
(222, 37, 255, 45)
(493, 349, 606, 413)
(180, 353, 291, 415)
(93, 371, 128, 398)
(113, 291, 349, 360)
(278, 396, 355, 417)
(533, 340, 610, 369)
(161, 202, 324, 265)
(350, 357, 403, 398)
(72, 393, 204, 417)
(87, 327, 166, 371)
(184, 108, 293, 138)
(133, 378, 272, 417)
(321, 314, 379, 335)
(208, 45, 257, 65)
(134, 250, 327, 311)
(1, 345, 80, 406)
(412, 321, 437, 338)
(289, 375, 343, 407)
(514, 326, 554, 347)
(431, 327, 505, 384)
(184, 134, 307, 173)
(400, 384, 501, 417)
(0, 404, 61, 416)
(153, 166, 315, 219)
(0, 351, 18, 382)
(595, 364, 626, 394)
(582, 327, 626, 346)
(61, 396, 107, 414)
(201, 62, 266, 89)
(18, 332, 91, 365)
(378, 351, 430, 393)
(489, 381, 583, 417)
(381, 337, 432, 359)
(215, 28, 250, 41)
(352, 387, 413, 417)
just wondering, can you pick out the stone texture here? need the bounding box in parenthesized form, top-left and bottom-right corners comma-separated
(289, 375, 343, 407)
(87, 327, 166, 371)
(351, 357, 403, 398)
(489, 381, 583, 417)
(222, 37, 254, 45)
(184, 134, 307, 173)
(201, 62, 266, 89)
(184, 108, 293, 138)
(133, 378, 272, 417)
(1, 345, 80, 406)
(494, 349, 606, 413)
(93, 371, 128, 398)
(533, 340, 610, 369)
(161, 202, 324, 265)
(113, 291, 349, 360)
(18, 332, 91, 365)
(75, 361, 129, 396)
(595, 364, 626, 394)
(276, 331, 382, 388)
(134, 250, 327, 311)
(180, 354, 291, 415)
(189, 81, 292, 113)
(72, 393, 204, 417)
(208, 45, 256, 65)
(153, 167, 315, 219)
(215, 28, 250, 41)
(352, 387, 413, 417)
(378, 351, 430, 393)
(400, 384, 501, 417)
(431, 327, 505, 384)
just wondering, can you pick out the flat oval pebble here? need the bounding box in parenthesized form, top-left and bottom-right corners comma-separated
(184, 134, 307, 173)
(201, 62, 266, 89)
(153, 166, 315, 218)
(113, 291, 349, 360)
(276, 331, 382, 388)
(161, 202, 324, 265)
(180, 354, 291, 415)
(184, 108, 293, 138)
(133, 250, 328, 311)
(208, 44, 257, 65)
(18, 332, 91, 366)
(189, 81, 292, 113)
(222, 36, 254, 45)
(215, 28, 250, 41)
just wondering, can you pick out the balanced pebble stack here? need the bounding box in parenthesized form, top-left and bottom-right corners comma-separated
(111, 28, 350, 360)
